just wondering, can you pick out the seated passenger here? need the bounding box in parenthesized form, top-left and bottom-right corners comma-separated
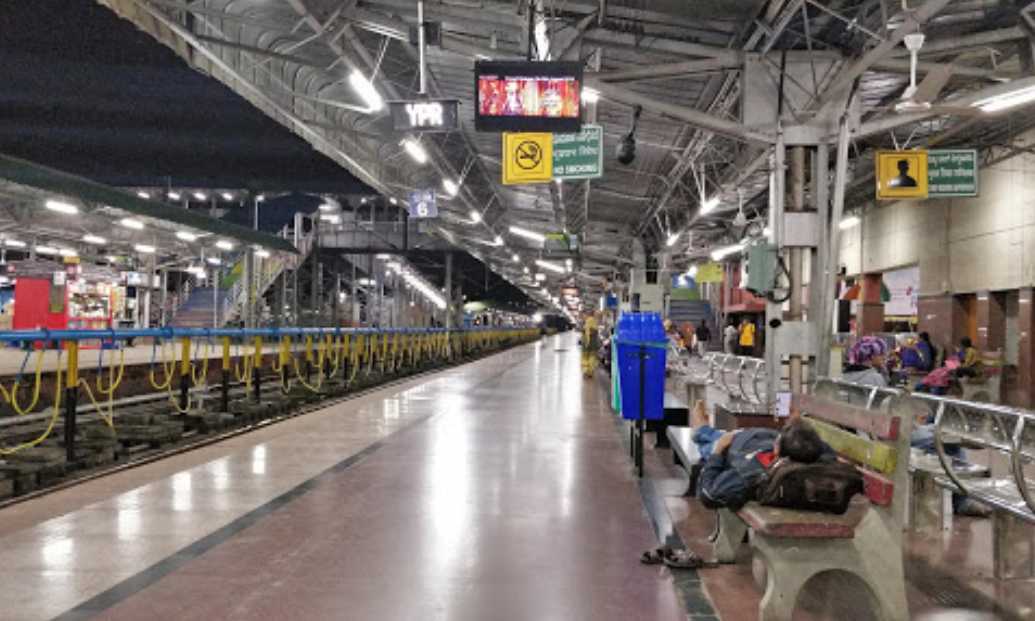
(911, 415, 991, 517)
(841, 336, 890, 387)
(689, 402, 833, 510)
(916, 332, 936, 371)
(955, 337, 981, 379)
(915, 358, 959, 395)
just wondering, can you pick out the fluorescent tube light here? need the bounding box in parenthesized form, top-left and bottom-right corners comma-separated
(839, 216, 861, 230)
(349, 70, 384, 112)
(535, 259, 565, 274)
(45, 200, 78, 215)
(120, 218, 144, 230)
(402, 138, 428, 164)
(82, 234, 107, 245)
(509, 226, 546, 243)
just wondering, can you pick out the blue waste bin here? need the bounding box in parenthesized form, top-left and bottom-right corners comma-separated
(615, 312, 666, 421)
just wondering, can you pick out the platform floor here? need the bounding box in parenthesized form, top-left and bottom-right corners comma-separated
(0, 334, 685, 620)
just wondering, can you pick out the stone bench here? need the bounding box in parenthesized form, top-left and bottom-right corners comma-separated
(711, 378, 913, 621)
(666, 426, 700, 496)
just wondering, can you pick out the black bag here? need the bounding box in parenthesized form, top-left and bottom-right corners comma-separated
(757, 458, 864, 515)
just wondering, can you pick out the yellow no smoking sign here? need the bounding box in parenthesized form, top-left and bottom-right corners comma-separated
(502, 132, 553, 185)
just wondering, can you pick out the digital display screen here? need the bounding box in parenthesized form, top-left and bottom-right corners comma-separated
(474, 61, 582, 132)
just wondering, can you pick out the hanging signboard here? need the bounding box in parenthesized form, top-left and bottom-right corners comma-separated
(407, 190, 438, 218)
(552, 124, 603, 180)
(695, 262, 725, 284)
(502, 132, 553, 185)
(927, 149, 978, 197)
(389, 99, 460, 133)
(875, 150, 929, 200)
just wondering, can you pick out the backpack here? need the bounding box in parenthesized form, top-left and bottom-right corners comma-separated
(757, 458, 864, 515)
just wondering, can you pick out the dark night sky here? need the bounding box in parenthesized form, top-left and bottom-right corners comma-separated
(0, 0, 370, 193)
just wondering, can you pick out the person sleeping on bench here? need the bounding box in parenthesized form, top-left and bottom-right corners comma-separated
(689, 401, 834, 510)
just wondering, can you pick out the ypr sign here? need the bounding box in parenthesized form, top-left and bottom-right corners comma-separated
(927, 149, 978, 197)
(502, 132, 553, 185)
(389, 99, 460, 133)
(552, 124, 603, 180)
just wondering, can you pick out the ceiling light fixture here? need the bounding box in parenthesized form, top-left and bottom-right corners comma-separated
(193, 191, 208, 201)
(442, 178, 459, 197)
(349, 70, 384, 112)
(700, 196, 720, 215)
(839, 215, 861, 230)
(82, 234, 107, 245)
(136, 191, 151, 199)
(34, 245, 58, 255)
(512, 253, 520, 262)
(215, 240, 234, 251)
(255, 249, 271, 259)
(45, 200, 78, 215)
(509, 226, 546, 243)
(221, 192, 234, 201)
(402, 138, 428, 164)
(470, 210, 483, 224)
(58, 248, 77, 257)
(167, 191, 182, 200)
(666, 231, 681, 247)
(710, 242, 745, 261)
(535, 259, 565, 274)
(134, 244, 156, 254)
(206, 257, 222, 265)
(119, 218, 144, 230)
(973, 82, 1035, 113)
(3, 239, 26, 248)
(176, 231, 198, 242)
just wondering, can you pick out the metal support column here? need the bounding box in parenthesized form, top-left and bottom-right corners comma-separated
(310, 219, 320, 326)
(159, 269, 168, 326)
(444, 252, 453, 330)
(789, 146, 806, 394)
(764, 133, 786, 405)
(810, 144, 832, 377)
(818, 102, 855, 378)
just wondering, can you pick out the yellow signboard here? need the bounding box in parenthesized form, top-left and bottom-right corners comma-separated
(875, 150, 929, 200)
(695, 262, 725, 284)
(502, 132, 553, 185)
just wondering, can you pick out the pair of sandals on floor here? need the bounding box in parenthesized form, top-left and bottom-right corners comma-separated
(639, 546, 718, 569)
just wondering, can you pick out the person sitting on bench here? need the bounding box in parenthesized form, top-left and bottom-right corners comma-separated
(689, 401, 834, 510)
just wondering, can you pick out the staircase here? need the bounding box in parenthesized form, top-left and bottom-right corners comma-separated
(669, 299, 714, 326)
(169, 216, 317, 327)
(170, 287, 219, 327)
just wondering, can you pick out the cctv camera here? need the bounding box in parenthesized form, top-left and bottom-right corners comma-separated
(616, 133, 636, 165)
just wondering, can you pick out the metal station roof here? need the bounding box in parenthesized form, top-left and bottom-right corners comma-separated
(92, 0, 1035, 307)
(0, 154, 298, 257)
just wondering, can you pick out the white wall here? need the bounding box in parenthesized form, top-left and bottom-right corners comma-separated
(839, 139, 1035, 296)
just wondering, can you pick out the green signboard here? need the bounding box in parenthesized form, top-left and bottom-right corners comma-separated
(928, 149, 978, 197)
(552, 124, 603, 180)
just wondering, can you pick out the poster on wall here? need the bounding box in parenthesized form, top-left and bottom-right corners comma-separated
(883, 266, 919, 318)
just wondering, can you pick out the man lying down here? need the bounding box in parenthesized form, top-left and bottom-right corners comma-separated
(641, 403, 838, 569)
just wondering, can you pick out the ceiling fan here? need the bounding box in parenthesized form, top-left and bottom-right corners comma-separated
(889, 32, 982, 116)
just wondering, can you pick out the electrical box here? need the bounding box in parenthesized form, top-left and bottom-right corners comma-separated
(744, 242, 778, 296)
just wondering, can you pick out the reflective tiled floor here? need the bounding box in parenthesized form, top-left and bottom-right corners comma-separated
(0, 334, 684, 620)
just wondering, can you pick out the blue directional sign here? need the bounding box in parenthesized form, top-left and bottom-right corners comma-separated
(408, 190, 438, 218)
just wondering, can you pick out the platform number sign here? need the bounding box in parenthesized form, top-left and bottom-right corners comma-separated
(408, 190, 438, 219)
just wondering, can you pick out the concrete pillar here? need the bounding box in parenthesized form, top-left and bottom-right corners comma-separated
(1016, 288, 1035, 407)
(975, 290, 1005, 353)
(310, 224, 320, 326)
(856, 273, 884, 336)
(918, 293, 967, 363)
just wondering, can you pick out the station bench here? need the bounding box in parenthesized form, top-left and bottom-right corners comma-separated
(911, 393, 1035, 579)
(711, 379, 914, 621)
(666, 426, 700, 496)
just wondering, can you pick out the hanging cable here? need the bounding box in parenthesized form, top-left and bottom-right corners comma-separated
(0, 351, 63, 455)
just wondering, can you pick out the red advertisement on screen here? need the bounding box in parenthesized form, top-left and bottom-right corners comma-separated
(477, 75, 580, 118)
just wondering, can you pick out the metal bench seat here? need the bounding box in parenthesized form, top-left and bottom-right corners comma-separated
(957, 478, 1035, 521)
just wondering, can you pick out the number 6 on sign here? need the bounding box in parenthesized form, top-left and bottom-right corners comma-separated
(502, 132, 553, 185)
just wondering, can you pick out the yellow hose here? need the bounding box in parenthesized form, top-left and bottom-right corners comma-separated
(95, 347, 126, 397)
(0, 354, 63, 455)
(7, 349, 45, 415)
(191, 340, 211, 387)
(148, 341, 176, 390)
(291, 335, 327, 392)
